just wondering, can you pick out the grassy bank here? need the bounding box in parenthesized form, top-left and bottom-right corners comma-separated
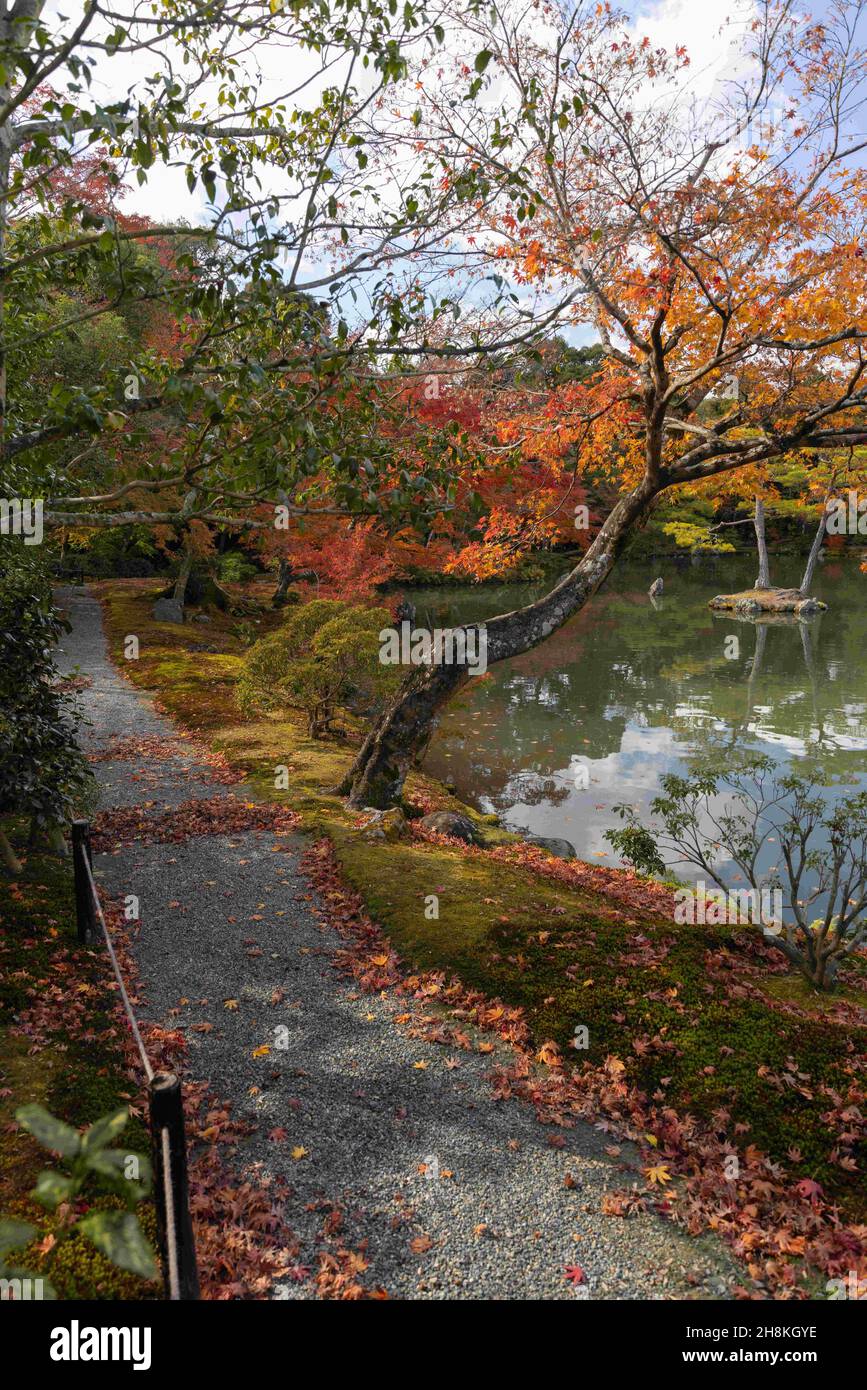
(88, 580, 867, 1252)
(0, 817, 158, 1298)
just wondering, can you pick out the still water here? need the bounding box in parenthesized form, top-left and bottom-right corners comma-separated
(405, 553, 867, 880)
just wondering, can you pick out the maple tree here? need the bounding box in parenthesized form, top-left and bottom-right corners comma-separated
(341, 0, 867, 806)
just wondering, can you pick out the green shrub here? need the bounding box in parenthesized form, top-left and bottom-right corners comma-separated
(217, 551, 258, 584)
(238, 600, 400, 735)
(0, 1103, 158, 1298)
(606, 756, 867, 992)
(0, 552, 93, 872)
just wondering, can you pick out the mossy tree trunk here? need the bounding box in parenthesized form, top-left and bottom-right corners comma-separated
(156, 543, 230, 611)
(339, 661, 470, 806)
(341, 476, 659, 808)
(172, 545, 194, 607)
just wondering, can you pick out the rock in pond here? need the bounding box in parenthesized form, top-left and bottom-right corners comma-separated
(523, 834, 576, 860)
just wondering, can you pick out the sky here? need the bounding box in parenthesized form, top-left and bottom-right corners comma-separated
(39, 0, 862, 345)
(102, 0, 765, 226)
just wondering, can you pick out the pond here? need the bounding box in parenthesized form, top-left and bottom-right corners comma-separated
(404, 552, 867, 885)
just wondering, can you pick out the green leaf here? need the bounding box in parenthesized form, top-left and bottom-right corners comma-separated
(0, 1219, 37, 1256)
(16, 1104, 81, 1158)
(33, 1169, 76, 1209)
(82, 1107, 129, 1154)
(79, 1211, 159, 1281)
(474, 49, 493, 73)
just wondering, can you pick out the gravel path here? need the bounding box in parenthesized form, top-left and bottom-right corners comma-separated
(56, 586, 740, 1301)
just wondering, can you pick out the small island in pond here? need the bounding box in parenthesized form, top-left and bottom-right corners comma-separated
(709, 587, 827, 617)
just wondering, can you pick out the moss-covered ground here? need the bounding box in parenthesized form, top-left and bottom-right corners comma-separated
(0, 817, 159, 1298)
(88, 580, 867, 1226)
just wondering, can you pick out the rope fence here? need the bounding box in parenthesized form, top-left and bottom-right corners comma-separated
(71, 818, 200, 1301)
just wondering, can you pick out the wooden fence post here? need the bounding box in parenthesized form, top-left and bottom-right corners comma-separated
(149, 1071, 200, 1300)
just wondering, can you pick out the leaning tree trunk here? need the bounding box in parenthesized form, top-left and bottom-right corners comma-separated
(338, 661, 471, 807)
(341, 477, 660, 808)
(753, 497, 771, 588)
(799, 490, 834, 595)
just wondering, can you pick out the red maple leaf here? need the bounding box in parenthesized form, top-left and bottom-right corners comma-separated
(564, 1264, 586, 1285)
(794, 1178, 824, 1203)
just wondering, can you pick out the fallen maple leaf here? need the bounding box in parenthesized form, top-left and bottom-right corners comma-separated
(795, 1178, 824, 1202)
(537, 1040, 562, 1067)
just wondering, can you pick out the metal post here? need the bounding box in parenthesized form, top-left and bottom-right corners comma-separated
(71, 819, 95, 945)
(149, 1071, 200, 1300)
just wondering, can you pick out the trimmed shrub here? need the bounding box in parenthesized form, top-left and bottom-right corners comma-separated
(238, 600, 399, 735)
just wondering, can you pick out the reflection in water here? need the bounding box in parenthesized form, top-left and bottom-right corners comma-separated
(405, 555, 867, 881)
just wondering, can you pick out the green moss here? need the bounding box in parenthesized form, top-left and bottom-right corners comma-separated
(3, 1194, 159, 1300)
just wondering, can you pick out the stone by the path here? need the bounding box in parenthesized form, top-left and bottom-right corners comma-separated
(152, 596, 185, 624)
(419, 811, 480, 844)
